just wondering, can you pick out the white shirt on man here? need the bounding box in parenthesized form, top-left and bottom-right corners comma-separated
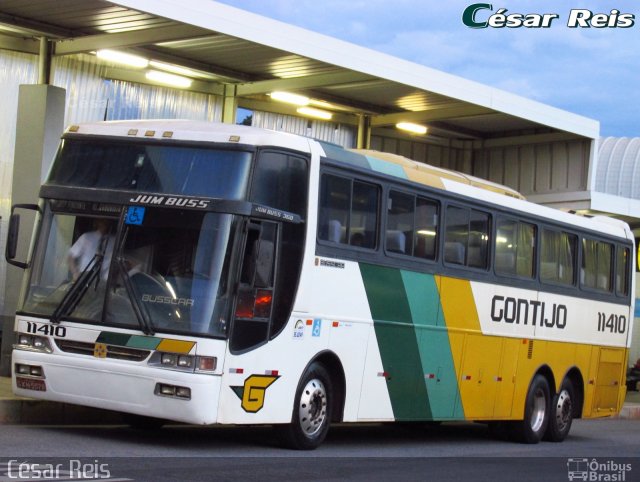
(68, 231, 114, 280)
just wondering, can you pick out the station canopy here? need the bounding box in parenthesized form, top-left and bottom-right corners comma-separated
(0, 0, 598, 142)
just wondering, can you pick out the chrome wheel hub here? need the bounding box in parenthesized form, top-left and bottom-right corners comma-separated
(298, 378, 327, 437)
(554, 389, 572, 432)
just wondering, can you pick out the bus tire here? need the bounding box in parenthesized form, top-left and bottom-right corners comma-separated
(509, 374, 550, 444)
(544, 378, 574, 442)
(276, 363, 332, 450)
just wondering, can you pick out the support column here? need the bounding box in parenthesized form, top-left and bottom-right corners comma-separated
(0, 84, 66, 376)
(356, 115, 372, 149)
(221, 84, 238, 124)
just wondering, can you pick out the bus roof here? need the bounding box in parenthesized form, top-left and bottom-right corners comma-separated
(64, 120, 313, 153)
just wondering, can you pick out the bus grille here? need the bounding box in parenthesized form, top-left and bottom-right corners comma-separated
(55, 340, 151, 362)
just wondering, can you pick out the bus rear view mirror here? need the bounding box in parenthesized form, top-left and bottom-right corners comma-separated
(5, 204, 40, 269)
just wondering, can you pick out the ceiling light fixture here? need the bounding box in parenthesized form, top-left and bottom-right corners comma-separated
(269, 91, 310, 106)
(145, 70, 193, 88)
(149, 60, 201, 78)
(96, 49, 149, 68)
(396, 122, 428, 135)
(297, 107, 333, 120)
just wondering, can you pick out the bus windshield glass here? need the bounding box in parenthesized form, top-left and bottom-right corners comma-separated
(22, 205, 236, 338)
(48, 138, 252, 200)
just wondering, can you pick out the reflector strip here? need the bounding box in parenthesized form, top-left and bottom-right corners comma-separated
(425, 374, 436, 379)
(495, 376, 503, 382)
(306, 319, 313, 325)
(229, 368, 244, 374)
(265, 370, 279, 376)
(464, 375, 472, 380)
(332, 321, 339, 327)
(377, 372, 389, 378)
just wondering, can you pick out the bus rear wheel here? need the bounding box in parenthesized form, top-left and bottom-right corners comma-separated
(544, 379, 574, 442)
(276, 362, 333, 450)
(510, 374, 550, 444)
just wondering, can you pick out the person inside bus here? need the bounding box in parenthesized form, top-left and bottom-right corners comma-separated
(67, 218, 115, 281)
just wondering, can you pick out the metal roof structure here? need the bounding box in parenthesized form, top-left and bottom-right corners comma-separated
(597, 137, 640, 200)
(0, 0, 599, 143)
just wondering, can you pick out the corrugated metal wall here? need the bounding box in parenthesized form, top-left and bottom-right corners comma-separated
(597, 137, 640, 199)
(252, 111, 356, 147)
(369, 133, 591, 198)
(0, 51, 222, 313)
(370, 134, 470, 172)
(473, 140, 591, 197)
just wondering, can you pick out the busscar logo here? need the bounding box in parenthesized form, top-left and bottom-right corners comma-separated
(462, 4, 635, 29)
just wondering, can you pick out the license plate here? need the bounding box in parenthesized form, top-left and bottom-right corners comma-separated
(16, 377, 46, 392)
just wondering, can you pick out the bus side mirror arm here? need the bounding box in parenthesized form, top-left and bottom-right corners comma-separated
(5, 203, 40, 269)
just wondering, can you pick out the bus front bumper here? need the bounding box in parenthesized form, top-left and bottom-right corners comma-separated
(11, 349, 222, 425)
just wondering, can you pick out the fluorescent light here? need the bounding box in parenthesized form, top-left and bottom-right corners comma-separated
(270, 91, 309, 106)
(396, 122, 428, 135)
(417, 229, 436, 237)
(96, 49, 148, 68)
(149, 60, 200, 78)
(297, 107, 333, 120)
(145, 70, 193, 88)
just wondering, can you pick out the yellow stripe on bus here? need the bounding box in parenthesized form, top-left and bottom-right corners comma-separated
(156, 339, 196, 354)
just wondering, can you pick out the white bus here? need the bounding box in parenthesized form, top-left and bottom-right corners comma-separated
(8, 121, 635, 449)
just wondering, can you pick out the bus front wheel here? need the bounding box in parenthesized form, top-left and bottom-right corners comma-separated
(276, 362, 333, 450)
(510, 374, 550, 444)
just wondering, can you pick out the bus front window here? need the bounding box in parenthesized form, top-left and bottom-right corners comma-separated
(22, 210, 117, 322)
(105, 210, 235, 338)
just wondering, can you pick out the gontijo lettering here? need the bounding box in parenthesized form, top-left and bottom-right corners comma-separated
(491, 295, 567, 329)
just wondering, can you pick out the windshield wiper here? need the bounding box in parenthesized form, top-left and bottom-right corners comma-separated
(51, 253, 104, 324)
(117, 257, 155, 336)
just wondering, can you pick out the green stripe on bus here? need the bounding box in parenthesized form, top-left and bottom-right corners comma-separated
(359, 263, 432, 420)
(400, 271, 464, 420)
(126, 335, 161, 350)
(96, 331, 131, 346)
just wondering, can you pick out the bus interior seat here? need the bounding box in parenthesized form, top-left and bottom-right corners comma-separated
(445, 241, 465, 265)
(386, 231, 406, 254)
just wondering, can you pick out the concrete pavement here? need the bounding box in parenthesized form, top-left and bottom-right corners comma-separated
(1, 374, 638, 425)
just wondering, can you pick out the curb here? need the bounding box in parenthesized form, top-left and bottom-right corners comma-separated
(617, 403, 640, 420)
(0, 399, 124, 425)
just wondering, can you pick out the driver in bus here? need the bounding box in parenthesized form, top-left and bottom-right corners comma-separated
(67, 218, 115, 281)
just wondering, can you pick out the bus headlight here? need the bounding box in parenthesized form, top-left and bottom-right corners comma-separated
(149, 352, 216, 374)
(14, 333, 53, 353)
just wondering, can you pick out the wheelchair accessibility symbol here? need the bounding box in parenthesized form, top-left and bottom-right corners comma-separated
(312, 319, 322, 337)
(126, 206, 145, 225)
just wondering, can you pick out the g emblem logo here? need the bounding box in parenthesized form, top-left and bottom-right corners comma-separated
(231, 375, 279, 413)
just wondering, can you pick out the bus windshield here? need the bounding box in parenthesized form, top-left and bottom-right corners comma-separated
(48, 138, 252, 199)
(22, 205, 236, 338)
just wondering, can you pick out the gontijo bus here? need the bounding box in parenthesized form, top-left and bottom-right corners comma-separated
(7, 121, 634, 449)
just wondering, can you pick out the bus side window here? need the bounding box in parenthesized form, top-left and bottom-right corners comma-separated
(615, 246, 630, 296)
